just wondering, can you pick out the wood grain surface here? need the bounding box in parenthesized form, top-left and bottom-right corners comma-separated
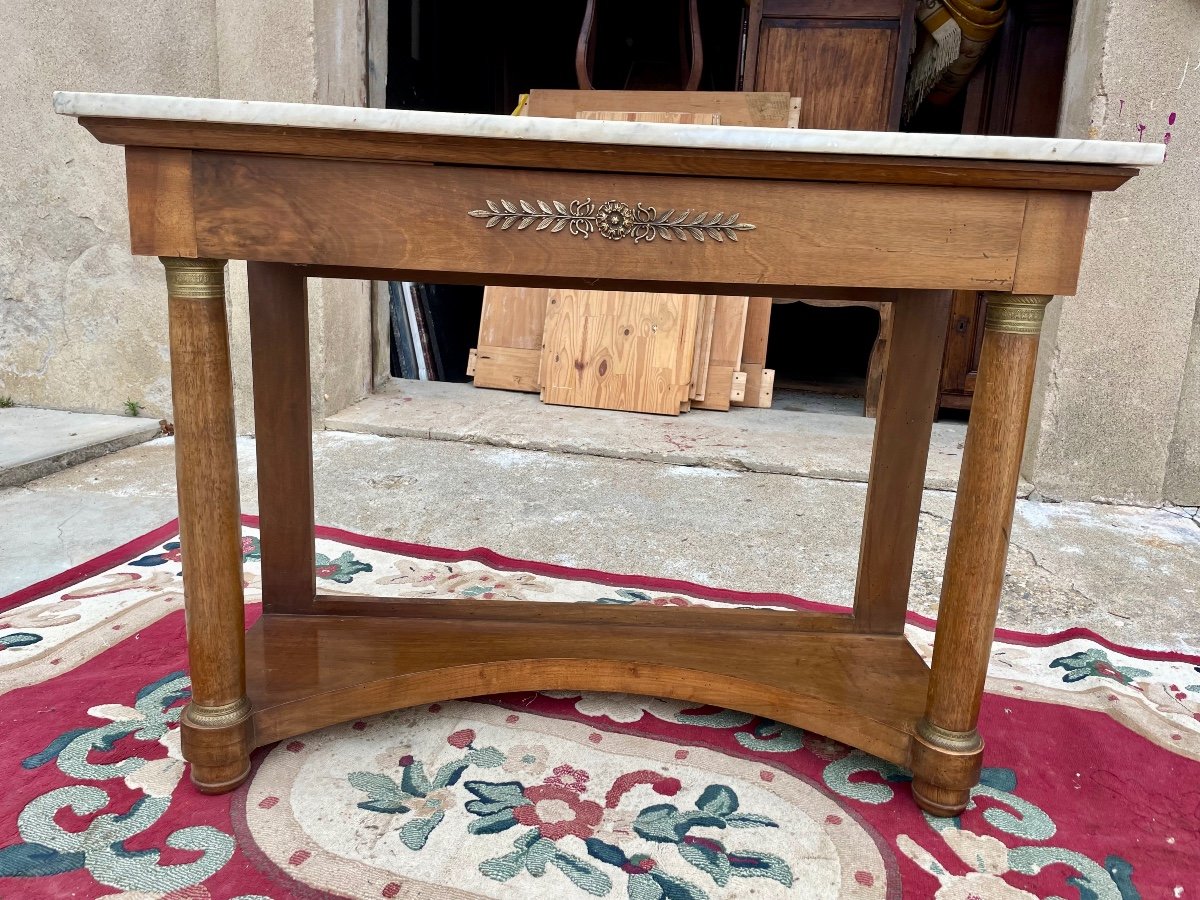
(245, 612, 930, 764)
(185, 152, 1033, 294)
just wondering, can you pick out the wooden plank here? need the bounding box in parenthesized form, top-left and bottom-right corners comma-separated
(578, 110, 720, 126)
(472, 286, 550, 391)
(1012, 190, 1092, 295)
(530, 90, 792, 126)
(578, 111, 715, 410)
(733, 297, 774, 408)
(247, 263, 316, 615)
(684, 366, 749, 408)
(540, 288, 699, 416)
(188, 152, 1028, 294)
(690, 295, 717, 400)
(89, 119, 1140, 193)
(741, 297, 772, 366)
(740, 364, 776, 408)
(125, 147, 197, 257)
(246, 611, 929, 764)
(471, 346, 541, 392)
(694, 296, 750, 410)
(788, 97, 802, 128)
(853, 289, 952, 633)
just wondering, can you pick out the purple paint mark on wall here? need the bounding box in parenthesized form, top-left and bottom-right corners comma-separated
(1162, 113, 1176, 158)
(1136, 122, 1147, 141)
(1119, 99, 1126, 117)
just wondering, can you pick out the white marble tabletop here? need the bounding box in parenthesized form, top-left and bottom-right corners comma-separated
(53, 92, 1165, 167)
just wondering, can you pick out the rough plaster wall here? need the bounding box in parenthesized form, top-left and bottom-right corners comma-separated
(1025, 0, 1200, 504)
(213, 0, 322, 432)
(311, 0, 375, 421)
(0, 1, 218, 416)
(205, 0, 372, 432)
(0, 0, 373, 432)
(217, 0, 374, 430)
(1164, 288, 1200, 503)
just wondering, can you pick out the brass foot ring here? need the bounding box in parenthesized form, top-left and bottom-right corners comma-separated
(916, 718, 983, 754)
(182, 696, 252, 731)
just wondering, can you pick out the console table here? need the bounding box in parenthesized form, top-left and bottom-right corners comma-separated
(55, 92, 1162, 816)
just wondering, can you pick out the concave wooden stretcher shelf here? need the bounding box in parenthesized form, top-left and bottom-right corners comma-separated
(246, 611, 929, 764)
(53, 90, 1163, 817)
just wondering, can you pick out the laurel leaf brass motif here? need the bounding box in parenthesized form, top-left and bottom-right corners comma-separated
(468, 199, 755, 243)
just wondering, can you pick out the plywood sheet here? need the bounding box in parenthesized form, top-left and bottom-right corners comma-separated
(540, 289, 699, 416)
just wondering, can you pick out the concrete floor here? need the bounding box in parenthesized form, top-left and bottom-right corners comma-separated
(0, 406, 160, 487)
(329, 380, 983, 492)
(3, 428, 1197, 652)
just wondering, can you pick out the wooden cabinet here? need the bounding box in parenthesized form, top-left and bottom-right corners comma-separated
(937, 0, 1073, 409)
(741, 0, 916, 415)
(938, 291, 986, 410)
(741, 0, 917, 130)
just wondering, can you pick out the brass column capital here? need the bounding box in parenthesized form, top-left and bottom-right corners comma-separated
(161, 257, 228, 300)
(983, 293, 1052, 335)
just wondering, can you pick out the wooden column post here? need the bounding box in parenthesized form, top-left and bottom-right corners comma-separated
(910, 293, 1051, 816)
(853, 289, 952, 633)
(248, 262, 316, 614)
(164, 257, 253, 794)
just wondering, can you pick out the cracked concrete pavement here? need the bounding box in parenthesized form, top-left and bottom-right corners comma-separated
(2, 430, 1196, 652)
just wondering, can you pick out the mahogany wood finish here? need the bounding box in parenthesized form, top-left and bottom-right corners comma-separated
(853, 290, 953, 632)
(248, 262, 316, 614)
(163, 257, 253, 793)
(179, 151, 1087, 297)
(246, 614, 928, 762)
(911, 296, 1051, 814)
(67, 107, 1145, 816)
(94, 119, 1139, 192)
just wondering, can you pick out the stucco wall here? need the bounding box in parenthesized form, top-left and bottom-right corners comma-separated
(0, 0, 373, 431)
(1025, 0, 1200, 505)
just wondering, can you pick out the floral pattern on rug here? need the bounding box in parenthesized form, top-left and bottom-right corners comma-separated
(243, 704, 888, 899)
(0, 521, 1197, 898)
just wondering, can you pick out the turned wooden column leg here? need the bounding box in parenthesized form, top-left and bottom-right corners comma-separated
(910, 293, 1051, 817)
(163, 257, 253, 794)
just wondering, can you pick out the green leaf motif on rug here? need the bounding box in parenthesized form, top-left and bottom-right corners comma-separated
(1, 673, 235, 892)
(1050, 648, 1151, 686)
(351, 734, 792, 898)
(314, 550, 373, 583)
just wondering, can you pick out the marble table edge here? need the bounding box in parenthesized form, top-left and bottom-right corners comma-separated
(53, 91, 1167, 168)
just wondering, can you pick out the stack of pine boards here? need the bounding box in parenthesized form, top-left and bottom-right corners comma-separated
(467, 91, 791, 416)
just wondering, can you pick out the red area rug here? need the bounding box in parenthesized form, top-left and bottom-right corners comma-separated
(1, 518, 1197, 899)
